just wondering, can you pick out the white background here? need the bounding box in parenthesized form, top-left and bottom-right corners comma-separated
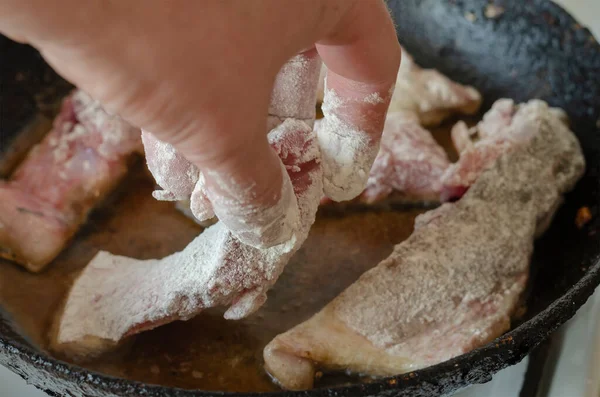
(1, 1, 599, 396)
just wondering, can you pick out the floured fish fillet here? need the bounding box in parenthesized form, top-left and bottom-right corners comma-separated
(317, 48, 482, 127)
(52, 118, 323, 359)
(358, 112, 450, 204)
(263, 100, 585, 390)
(389, 50, 482, 126)
(441, 99, 574, 203)
(441, 99, 524, 201)
(0, 90, 141, 272)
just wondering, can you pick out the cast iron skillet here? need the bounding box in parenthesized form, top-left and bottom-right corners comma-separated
(1, 0, 600, 396)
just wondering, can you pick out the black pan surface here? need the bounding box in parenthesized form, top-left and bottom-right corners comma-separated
(1, 0, 600, 396)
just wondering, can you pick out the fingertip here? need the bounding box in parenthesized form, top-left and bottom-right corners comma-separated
(202, 144, 300, 249)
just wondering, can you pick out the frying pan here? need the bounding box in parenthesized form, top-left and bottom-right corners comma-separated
(1, 0, 599, 396)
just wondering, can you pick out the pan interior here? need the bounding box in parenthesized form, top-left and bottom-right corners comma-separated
(1, 111, 591, 392)
(0, 119, 473, 392)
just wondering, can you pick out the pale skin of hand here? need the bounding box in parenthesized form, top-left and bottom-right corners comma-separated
(0, 0, 400, 247)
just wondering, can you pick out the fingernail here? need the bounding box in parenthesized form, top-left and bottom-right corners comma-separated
(318, 88, 380, 201)
(269, 49, 322, 123)
(190, 172, 215, 222)
(141, 130, 199, 201)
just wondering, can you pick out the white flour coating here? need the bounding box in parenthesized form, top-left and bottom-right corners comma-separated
(269, 51, 322, 124)
(363, 92, 386, 105)
(141, 131, 200, 202)
(1, 89, 142, 272)
(389, 50, 481, 126)
(267, 115, 288, 132)
(475, 98, 519, 138)
(71, 90, 143, 158)
(318, 85, 380, 201)
(206, 159, 300, 249)
(55, 119, 324, 353)
(450, 121, 474, 154)
(440, 99, 576, 197)
(50, 91, 141, 164)
(51, 124, 87, 163)
(361, 112, 451, 203)
(336, 100, 585, 347)
(264, 100, 586, 387)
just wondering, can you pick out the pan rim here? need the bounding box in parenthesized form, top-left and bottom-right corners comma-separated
(2, 0, 600, 395)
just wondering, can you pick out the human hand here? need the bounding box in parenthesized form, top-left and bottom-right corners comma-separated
(0, 0, 400, 247)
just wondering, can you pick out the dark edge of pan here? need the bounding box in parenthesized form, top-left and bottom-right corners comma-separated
(1, 0, 600, 396)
